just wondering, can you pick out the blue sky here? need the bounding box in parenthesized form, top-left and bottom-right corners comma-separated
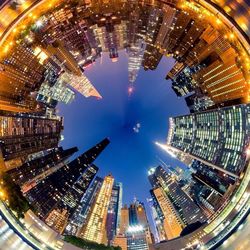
(58, 50, 189, 207)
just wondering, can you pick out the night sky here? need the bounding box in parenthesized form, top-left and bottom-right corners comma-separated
(58, 50, 188, 207)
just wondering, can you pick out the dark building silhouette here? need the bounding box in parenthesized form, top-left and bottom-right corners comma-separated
(25, 138, 110, 219)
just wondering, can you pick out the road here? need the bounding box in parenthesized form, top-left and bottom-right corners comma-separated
(218, 214, 250, 250)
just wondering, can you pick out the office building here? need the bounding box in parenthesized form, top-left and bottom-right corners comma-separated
(8, 146, 78, 190)
(80, 174, 114, 245)
(45, 208, 69, 234)
(60, 164, 99, 215)
(0, 114, 63, 170)
(106, 183, 123, 243)
(167, 104, 250, 177)
(148, 166, 207, 226)
(25, 138, 109, 219)
(193, 48, 248, 104)
(37, 78, 75, 106)
(65, 176, 104, 236)
(0, 43, 46, 112)
(60, 72, 102, 98)
(152, 187, 183, 240)
(119, 206, 130, 235)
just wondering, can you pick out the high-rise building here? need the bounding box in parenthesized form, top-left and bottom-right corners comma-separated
(185, 93, 215, 113)
(134, 202, 153, 245)
(142, 46, 163, 71)
(0, 43, 46, 112)
(152, 187, 183, 240)
(106, 182, 123, 244)
(147, 194, 166, 242)
(114, 200, 153, 250)
(155, 5, 176, 50)
(127, 230, 149, 250)
(193, 48, 248, 104)
(171, 67, 196, 97)
(142, 6, 163, 71)
(191, 160, 234, 196)
(167, 104, 250, 177)
(45, 41, 82, 76)
(163, 10, 191, 53)
(80, 174, 114, 245)
(119, 206, 130, 235)
(113, 235, 127, 250)
(65, 176, 104, 236)
(37, 78, 75, 106)
(60, 72, 102, 99)
(45, 208, 69, 234)
(0, 114, 63, 170)
(25, 138, 109, 219)
(148, 166, 207, 226)
(60, 164, 99, 215)
(8, 146, 78, 191)
(127, 39, 145, 83)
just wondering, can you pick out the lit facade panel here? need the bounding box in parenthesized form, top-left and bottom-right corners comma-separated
(60, 72, 102, 99)
(38, 79, 75, 105)
(81, 175, 114, 244)
(106, 182, 123, 243)
(148, 166, 207, 226)
(0, 115, 63, 170)
(153, 187, 183, 240)
(64, 176, 103, 236)
(168, 104, 250, 175)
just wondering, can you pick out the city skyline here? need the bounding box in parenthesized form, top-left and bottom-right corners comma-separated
(0, 0, 249, 249)
(59, 52, 189, 206)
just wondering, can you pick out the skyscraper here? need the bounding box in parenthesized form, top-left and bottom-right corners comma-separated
(0, 43, 46, 112)
(152, 187, 183, 240)
(37, 78, 75, 106)
(127, 39, 145, 83)
(147, 194, 166, 242)
(114, 200, 153, 250)
(65, 176, 104, 236)
(60, 164, 99, 214)
(60, 72, 102, 99)
(119, 206, 129, 235)
(80, 174, 114, 244)
(8, 146, 78, 191)
(25, 138, 109, 219)
(0, 114, 63, 170)
(45, 208, 69, 234)
(167, 104, 250, 177)
(193, 48, 248, 104)
(148, 166, 206, 226)
(44, 41, 82, 76)
(106, 182, 123, 244)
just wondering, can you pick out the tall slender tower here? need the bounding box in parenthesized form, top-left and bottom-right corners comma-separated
(25, 138, 110, 219)
(8, 146, 78, 190)
(152, 187, 183, 240)
(106, 182, 123, 244)
(64, 176, 104, 236)
(81, 174, 114, 244)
